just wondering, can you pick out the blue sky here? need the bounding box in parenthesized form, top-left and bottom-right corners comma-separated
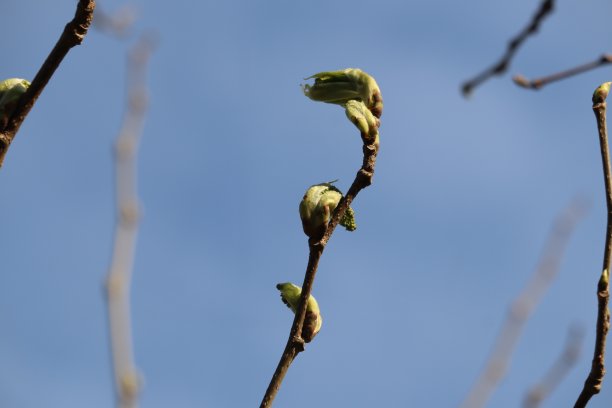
(2, 0, 612, 407)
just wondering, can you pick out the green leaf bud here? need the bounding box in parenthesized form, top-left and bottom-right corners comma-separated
(299, 181, 356, 239)
(276, 282, 322, 343)
(302, 68, 383, 118)
(0, 78, 30, 125)
(345, 99, 379, 145)
(593, 82, 612, 105)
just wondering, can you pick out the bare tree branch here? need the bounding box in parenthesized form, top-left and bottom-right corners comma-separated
(523, 325, 584, 408)
(0, 0, 95, 167)
(513, 54, 612, 91)
(461, 0, 554, 97)
(105, 35, 155, 408)
(574, 83, 612, 408)
(460, 199, 587, 408)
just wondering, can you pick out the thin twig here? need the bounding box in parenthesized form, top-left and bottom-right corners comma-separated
(461, 0, 554, 97)
(574, 83, 612, 408)
(513, 54, 612, 90)
(105, 36, 155, 408)
(523, 325, 584, 408)
(0, 0, 95, 167)
(93, 5, 137, 38)
(260, 100, 381, 408)
(460, 199, 587, 408)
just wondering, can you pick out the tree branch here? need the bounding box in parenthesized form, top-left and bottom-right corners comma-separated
(0, 0, 95, 167)
(513, 54, 612, 90)
(260, 76, 382, 408)
(523, 325, 584, 408)
(461, 0, 554, 97)
(105, 36, 155, 408)
(460, 199, 586, 408)
(574, 83, 612, 408)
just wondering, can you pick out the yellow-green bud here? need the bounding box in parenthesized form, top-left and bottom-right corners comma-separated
(345, 99, 380, 145)
(299, 181, 356, 239)
(0, 78, 30, 125)
(593, 82, 612, 105)
(276, 282, 322, 343)
(302, 68, 383, 118)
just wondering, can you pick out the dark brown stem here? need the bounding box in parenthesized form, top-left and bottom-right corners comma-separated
(461, 0, 554, 97)
(514, 54, 612, 90)
(574, 92, 612, 407)
(259, 115, 380, 408)
(0, 0, 95, 167)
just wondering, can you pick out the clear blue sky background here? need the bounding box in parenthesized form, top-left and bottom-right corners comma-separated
(2, 0, 612, 407)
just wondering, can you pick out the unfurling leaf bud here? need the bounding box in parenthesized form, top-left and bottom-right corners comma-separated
(0, 78, 30, 126)
(345, 100, 380, 146)
(302, 68, 383, 118)
(276, 282, 322, 343)
(299, 181, 356, 239)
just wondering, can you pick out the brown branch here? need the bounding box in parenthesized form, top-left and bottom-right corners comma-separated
(574, 83, 612, 408)
(460, 199, 587, 408)
(105, 36, 155, 408)
(461, 0, 554, 97)
(0, 0, 95, 167)
(523, 325, 584, 408)
(513, 54, 612, 90)
(260, 102, 381, 408)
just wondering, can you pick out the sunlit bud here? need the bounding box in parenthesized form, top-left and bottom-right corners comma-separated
(0, 78, 30, 125)
(302, 68, 383, 118)
(276, 282, 322, 343)
(593, 82, 612, 105)
(299, 181, 356, 240)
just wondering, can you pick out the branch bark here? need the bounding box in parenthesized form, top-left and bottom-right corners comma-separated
(513, 54, 612, 91)
(0, 0, 95, 167)
(260, 100, 380, 408)
(461, 0, 554, 97)
(574, 84, 612, 408)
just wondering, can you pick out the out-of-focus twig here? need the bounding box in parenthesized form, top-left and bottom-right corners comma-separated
(460, 199, 587, 408)
(523, 325, 585, 408)
(105, 35, 155, 408)
(574, 83, 612, 408)
(513, 54, 612, 90)
(93, 5, 138, 38)
(0, 0, 95, 167)
(461, 0, 554, 97)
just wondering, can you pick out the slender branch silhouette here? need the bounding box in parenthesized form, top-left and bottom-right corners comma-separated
(523, 325, 584, 408)
(513, 54, 612, 90)
(105, 36, 155, 408)
(461, 0, 554, 97)
(574, 83, 612, 408)
(0, 0, 95, 167)
(260, 70, 382, 408)
(460, 199, 587, 408)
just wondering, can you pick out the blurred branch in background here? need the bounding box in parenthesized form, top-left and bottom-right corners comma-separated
(0, 0, 95, 167)
(523, 324, 584, 408)
(461, 0, 554, 97)
(513, 54, 612, 91)
(105, 34, 155, 408)
(93, 4, 138, 38)
(460, 199, 588, 408)
(574, 83, 612, 408)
